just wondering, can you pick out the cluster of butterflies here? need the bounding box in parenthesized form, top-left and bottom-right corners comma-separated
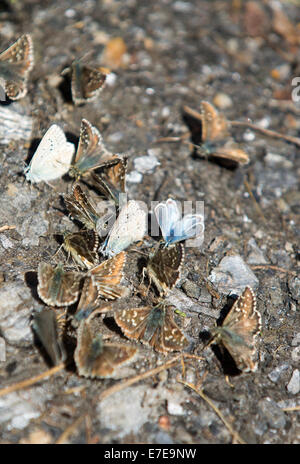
(1, 34, 261, 377)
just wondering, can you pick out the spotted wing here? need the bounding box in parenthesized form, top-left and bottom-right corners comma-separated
(89, 251, 129, 299)
(0, 34, 34, 99)
(71, 62, 108, 105)
(147, 242, 184, 295)
(219, 287, 261, 372)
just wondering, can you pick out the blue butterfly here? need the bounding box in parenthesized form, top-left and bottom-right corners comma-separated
(154, 198, 204, 246)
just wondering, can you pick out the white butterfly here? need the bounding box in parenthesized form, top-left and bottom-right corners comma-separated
(101, 200, 147, 257)
(154, 198, 204, 246)
(24, 124, 75, 183)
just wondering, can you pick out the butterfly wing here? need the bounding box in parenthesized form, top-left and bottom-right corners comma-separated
(147, 243, 184, 296)
(217, 287, 261, 372)
(90, 343, 137, 378)
(71, 62, 108, 106)
(64, 184, 100, 230)
(103, 200, 147, 257)
(63, 230, 99, 269)
(32, 308, 66, 365)
(75, 321, 136, 378)
(89, 251, 129, 299)
(154, 199, 181, 243)
(0, 34, 34, 100)
(71, 119, 118, 177)
(90, 156, 127, 206)
(24, 125, 74, 183)
(200, 101, 229, 142)
(160, 306, 189, 353)
(171, 214, 204, 244)
(114, 306, 152, 340)
(37, 262, 81, 307)
(212, 140, 249, 166)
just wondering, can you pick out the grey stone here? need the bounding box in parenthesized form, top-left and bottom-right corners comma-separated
(18, 213, 49, 247)
(259, 397, 286, 429)
(98, 386, 153, 438)
(0, 387, 52, 430)
(166, 288, 219, 318)
(154, 431, 174, 444)
(288, 277, 300, 302)
(287, 369, 300, 395)
(291, 333, 300, 347)
(0, 234, 14, 250)
(126, 170, 143, 184)
(268, 363, 289, 383)
(208, 255, 259, 294)
(134, 153, 160, 174)
(0, 336, 5, 362)
(270, 250, 292, 268)
(0, 282, 33, 346)
(264, 152, 293, 169)
(291, 347, 300, 364)
(0, 105, 32, 144)
(247, 238, 268, 265)
(182, 280, 200, 299)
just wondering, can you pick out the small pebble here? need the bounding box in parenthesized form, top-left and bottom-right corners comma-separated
(126, 171, 143, 184)
(0, 337, 6, 362)
(208, 255, 259, 294)
(134, 154, 160, 174)
(287, 369, 300, 395)
(213, 93, 232, 109)
(259, 397, 286, 429)
(167, 400, 184, 416)
(268, 363, 289, 383)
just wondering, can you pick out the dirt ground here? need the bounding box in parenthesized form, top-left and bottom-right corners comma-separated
(0, 0, 299, 444)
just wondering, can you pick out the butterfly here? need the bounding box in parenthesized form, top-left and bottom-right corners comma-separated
(72, 275, 103, 325)
(145, 242, 185, 296)
(64, 184, 102, 230)
(32, 308, 66, 366)
(64, 184, 115, 238)
(37, 262, 82, 307)
(89, 251, 129, 300)
(24, 124, 75, 183)
(0, 33, 34, 100)
(63, 229, 99, 269)
(184, 102, 249, 166)
(101, 200, 147, 257)
(154, 198, 204, 247)
(74, 319, 137, 378)
(114, 302, 189, 354)
(210, 286, 261, 372)
(68, 118, 119, 180)
(62, 60, 109, 106)
(90, 156, 127, 207)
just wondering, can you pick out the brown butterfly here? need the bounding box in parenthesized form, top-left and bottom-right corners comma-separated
(0, 34, 34, 100)
(184, 102, 249, 166)
(32, 308, 66, 366)
(210, 286, 261, 372)
(37, 262, 82, 307)
(90, 156, 128, 207)
(68, 119, 119, 180)
(64, 184, 102, 230)
(63, 229, 99, 269)
(114, 302, 189, 354)
(74, 319, 137, 378)
(89, 251, 129, 299)
(145, 242, 185, 296)
(62, 59, 109, 106)
(72, 275, 103, 325)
